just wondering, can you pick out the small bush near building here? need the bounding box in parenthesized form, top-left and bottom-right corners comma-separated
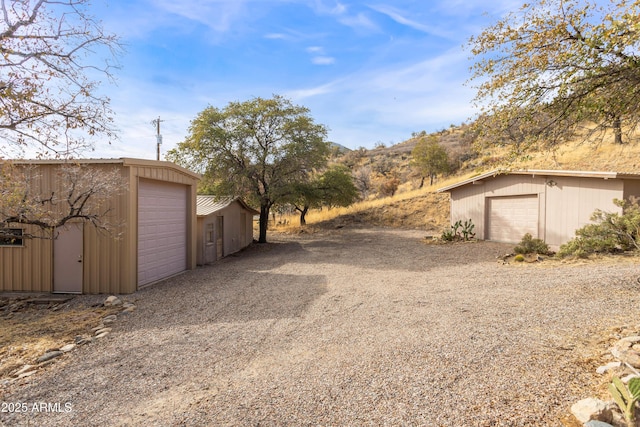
(558, 198, 640, 258)
(441, 219, 475, 242)
(514, 233, 550, 255)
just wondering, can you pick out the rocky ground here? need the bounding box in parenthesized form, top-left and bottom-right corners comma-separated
(1, 226, 640, 426)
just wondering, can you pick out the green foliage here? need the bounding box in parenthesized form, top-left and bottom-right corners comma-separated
(441, 219, 475, 242)
(0, 0, 121, 155)
(558, 198, 640, 258)
(514, 254, 525, 262)
(609, 376, 640, 425)
(288, 165, 359, 225)
(411, 135, 450, 186)
(469, 0, 640, 156)
(166, 95, 330, 242)
(514, 233, 550, 255)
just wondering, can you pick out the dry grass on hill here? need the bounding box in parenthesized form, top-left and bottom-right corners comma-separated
(273, 189, 450, 234)
(276, 131, 640, 234)
(477, 133, 640, 173)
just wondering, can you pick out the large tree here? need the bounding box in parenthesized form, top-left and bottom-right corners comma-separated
(0, 1, 122, 242)
(289, 165, 359, 225)
(411, 135, 450, 187)
(0, 0, 120, 157)
(469, 0, 640, 155)
(167, 95, 330, 243)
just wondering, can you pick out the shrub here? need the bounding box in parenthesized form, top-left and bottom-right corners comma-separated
(558, 198, 640, 258)
(441, 219, 475, 242)
(514, 233, 550, 255)
(513, 254, 525, 262)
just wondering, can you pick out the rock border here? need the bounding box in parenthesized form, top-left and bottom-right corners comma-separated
(1, 295, 136, 386)
(570, 334, 640, 426)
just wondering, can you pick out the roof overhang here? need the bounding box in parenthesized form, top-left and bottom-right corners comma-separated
(197, 195, 260, 217)
(437, 169, 640, 193)
(3, 158, 201, 180)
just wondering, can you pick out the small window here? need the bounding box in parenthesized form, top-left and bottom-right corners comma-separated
(206, 223, 215, 244)
(0, 228, 24, 247)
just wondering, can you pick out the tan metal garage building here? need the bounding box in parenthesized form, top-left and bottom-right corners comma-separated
(0, 158, 200, 294)
(438, 170, 640, 248)
(196, 196, 258, 265)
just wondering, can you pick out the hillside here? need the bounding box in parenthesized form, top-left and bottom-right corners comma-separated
(274, 126, 640, 234)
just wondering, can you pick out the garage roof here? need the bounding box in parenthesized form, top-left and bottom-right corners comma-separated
(5, 158, 201, 180)
(437, 169, 640, 193)
(196, 196, 259, 217)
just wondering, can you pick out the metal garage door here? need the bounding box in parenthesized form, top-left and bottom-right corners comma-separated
(487, 195, 539, 243)
(138, 178, 188, 287)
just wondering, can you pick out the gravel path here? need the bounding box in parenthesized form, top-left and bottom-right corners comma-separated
(2, 226, 640, 426)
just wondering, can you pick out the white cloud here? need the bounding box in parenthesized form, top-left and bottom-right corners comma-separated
(152, 0, 247, 33)
(312, 56, 336, 65)
(281, 46, 475, 148)
(368, 4, 454, 39)
(265, 33, 288, 40)
(337, 12, 379, 32)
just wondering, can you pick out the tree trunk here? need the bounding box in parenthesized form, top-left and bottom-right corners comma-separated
(258, 203, 270, 243)
(299, 206, 309, 226)
(430, 173, 435, 186)
(419, 176, 425, 189)
(613, 116, 624, 144)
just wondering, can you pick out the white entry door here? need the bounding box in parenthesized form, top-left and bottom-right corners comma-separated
(53, 223, 84, 293)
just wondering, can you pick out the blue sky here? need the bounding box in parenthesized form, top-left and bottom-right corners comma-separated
(90, 0, 522, 159)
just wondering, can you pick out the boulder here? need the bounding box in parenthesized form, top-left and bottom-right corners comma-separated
(584, 421, 614, 427)
(570, 398, 612, 424)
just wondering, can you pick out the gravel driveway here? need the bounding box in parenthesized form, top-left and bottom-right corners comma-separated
(2, 226, 640, 426)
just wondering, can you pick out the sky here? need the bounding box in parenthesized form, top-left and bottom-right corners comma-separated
(85, 0, 523, 160)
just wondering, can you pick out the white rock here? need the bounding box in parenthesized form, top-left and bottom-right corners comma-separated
(619, 336, 640, 344)
(104, 295, 122, 307)
(13, 365, 36, 376)
(596, 361, 621, 375)
(94, 331, 110, 339)
(17, 371, 37, 379)
(102, 314, 117, 324)
(571, 398, 612, 424)
(94, 327, 112, 336)
(622, 374, 640, 383)
(60, 344, 76, 353)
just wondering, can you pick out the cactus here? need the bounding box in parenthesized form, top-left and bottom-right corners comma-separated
(609, 376, 640, 425)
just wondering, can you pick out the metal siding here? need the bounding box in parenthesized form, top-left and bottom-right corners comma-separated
(82, 166, 130, 294)
(450, 185, 487, 239)
(0, 233, 52, 292)
(196, 200, 256, 264)
(0, 161, 198, 294)
(545, 177, 622, 246)
(624, 179, 640, 200)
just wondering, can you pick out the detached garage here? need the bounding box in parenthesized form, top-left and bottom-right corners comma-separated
(438, 170, 640, 248)
(196, 196, 258, 265)
(0, 158, 200, 294)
